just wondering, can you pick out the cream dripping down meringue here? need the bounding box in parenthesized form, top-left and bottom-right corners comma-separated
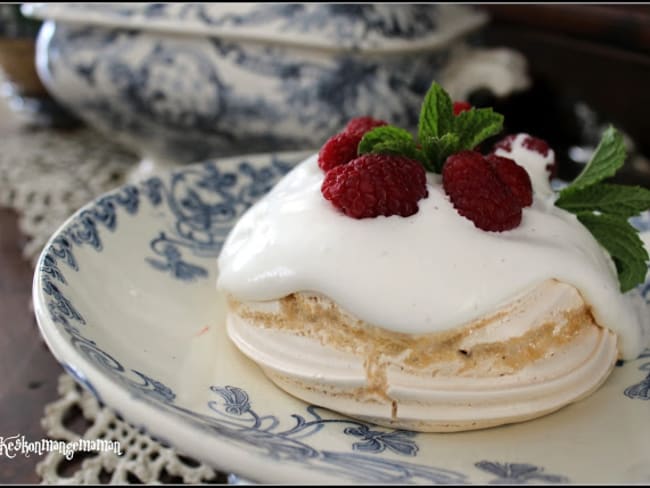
(217, 152, 649, 360)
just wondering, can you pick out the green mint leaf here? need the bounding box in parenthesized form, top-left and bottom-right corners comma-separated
(554, 125, 648, 293)
(358, 125, 416, 154)
(418, 82, 454, 143)
(453, 108, 504, 151)
(423, 133, 460, 173)
(561, 125, 626, 195)
(351, 82, 505, 173)
(555, 183, 650, 218)
(358, 125, 426, 166)
(575, 212, 649, 292)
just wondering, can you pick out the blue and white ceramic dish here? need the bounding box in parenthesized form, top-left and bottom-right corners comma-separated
(33, 151, 650, 484)
(24, 3, 528, 173)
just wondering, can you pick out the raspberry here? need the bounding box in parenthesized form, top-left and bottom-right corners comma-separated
(442, 151, 522, 232)
(321, 154, 428, 219)
(318, 117, 388, 172)
(453, 101, 472, 116)
(318, 132, 360, 172)
(492, 134, 516, 153)
(486, 154, 533, 207)
(546, 161, 557, 179)
(493, 133, 557, 179)
(523, 136, 551, 157)
(493, 133, 551, 157)
(344, 116, 388, 138)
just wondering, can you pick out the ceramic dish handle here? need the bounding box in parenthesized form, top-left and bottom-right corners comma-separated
(440, 45, 531, 101)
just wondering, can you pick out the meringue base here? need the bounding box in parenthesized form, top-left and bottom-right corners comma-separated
(225, 280, 619, 432)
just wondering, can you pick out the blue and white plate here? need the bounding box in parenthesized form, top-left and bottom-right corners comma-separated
(33, 151, 650, 484)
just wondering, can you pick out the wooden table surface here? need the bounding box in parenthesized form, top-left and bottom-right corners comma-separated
(0, 207, 63, 483)
(0, 83, 63, 481)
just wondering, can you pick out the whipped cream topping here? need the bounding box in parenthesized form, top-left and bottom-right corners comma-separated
(217, 154, 650, 359)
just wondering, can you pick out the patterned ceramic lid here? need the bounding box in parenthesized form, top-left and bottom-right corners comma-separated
(22, 3, 488, 52)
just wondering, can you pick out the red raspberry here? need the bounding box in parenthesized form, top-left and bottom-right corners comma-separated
(523, 136, 551, 157)
(318, 132, 360, 172)
(494, 133, 551, 157)
(486, 154, 533, 208)
(318, 117, 388, 172)
(321, 154, 428, 219)
(442, 151, 522, 232)
(546, 160, 557, 179)
(344, 116, 388, 138)
(453, 101, 472, 116)
(493, 134, 516, 153)
(493, 133, 556, 179)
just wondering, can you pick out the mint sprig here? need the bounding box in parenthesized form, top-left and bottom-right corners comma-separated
(561, 126, 626, 194)
(421, 133, 459, 173)
(555, 126, 650, 292)
(358, 81, 504, 172)
(453, 109, 504, 155)
(575, 212, 649, 292)
(418, 82, 454, 141)
(357, 126, 425, 166)
(555, 183, 650, 218)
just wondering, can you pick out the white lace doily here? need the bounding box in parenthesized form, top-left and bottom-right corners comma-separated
(0, 124, 137, 264)
(0, 99, 233, 483)
(37, 374, 226, 484)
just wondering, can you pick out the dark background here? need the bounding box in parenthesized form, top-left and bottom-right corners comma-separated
(477, 4, 650, 187)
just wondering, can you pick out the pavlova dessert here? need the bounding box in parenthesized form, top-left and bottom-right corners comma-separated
(217, 83, 650, 432)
